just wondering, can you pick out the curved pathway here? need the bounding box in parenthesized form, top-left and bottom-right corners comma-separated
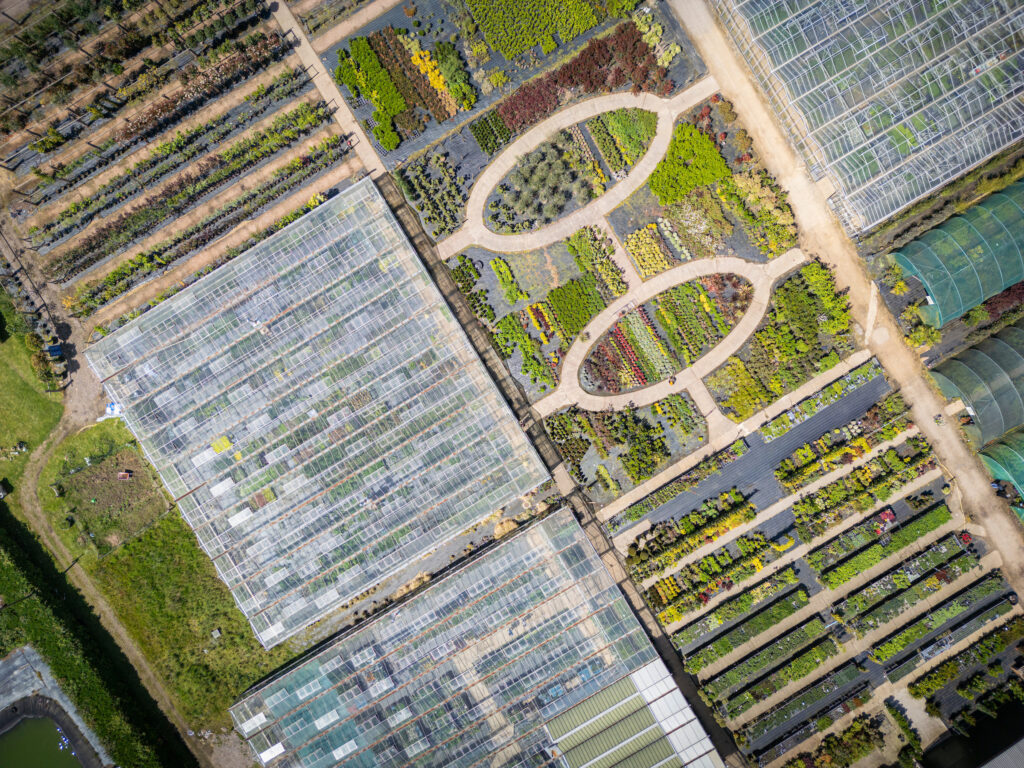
(437, 76, 720, 258)
(533, 249, 807, 418)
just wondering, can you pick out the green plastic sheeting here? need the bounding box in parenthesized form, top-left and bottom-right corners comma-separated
(981, 431, 1024, 502)
(893, 182, 1024, 327)
(932, 320, 1024, 446)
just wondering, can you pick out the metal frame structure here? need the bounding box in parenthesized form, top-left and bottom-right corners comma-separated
(230, 508, 723, 768)
(893, 182, 1024, 327)
(710, 0, 1024, 233)
(932, 319, 1024, 446)
(84, 179, 549, 648)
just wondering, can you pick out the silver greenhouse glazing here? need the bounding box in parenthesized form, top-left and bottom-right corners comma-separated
(230, 509, 721, 768)
(83, 179, 549, 647)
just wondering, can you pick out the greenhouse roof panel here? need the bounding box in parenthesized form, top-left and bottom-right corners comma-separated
(711, 0, 1024, 231)
(84, 179, 549, 647)
(229, 509, 722, 768)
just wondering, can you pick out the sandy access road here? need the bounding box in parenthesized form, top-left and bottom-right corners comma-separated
(666, 0, 1024, 594)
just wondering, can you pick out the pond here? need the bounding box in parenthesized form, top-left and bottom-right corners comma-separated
(922, 700, 1024, 768)
(0, 717, 83, 768)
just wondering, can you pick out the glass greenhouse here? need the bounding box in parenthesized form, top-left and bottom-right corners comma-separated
(84, 180, 549, 648)
(230, 509, 722, 768)
(932, 319, 1024, 447)
(981, 430, 1024, 499)
(893, 183, 1024, 327)
(710, 0, 1024, 232)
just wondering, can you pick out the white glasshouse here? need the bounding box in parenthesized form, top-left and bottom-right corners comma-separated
(85, 179, 549, 647)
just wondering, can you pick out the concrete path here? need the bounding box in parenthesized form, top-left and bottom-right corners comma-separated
(437, 77, 720, 258)
(533, 249, 806, 417)
(309, 0, 407, 53)
(666, 0, 1024, 604)
(636, 429, 931, 588)
(597, 349, 875, 523)
(272, 1, 384, 176)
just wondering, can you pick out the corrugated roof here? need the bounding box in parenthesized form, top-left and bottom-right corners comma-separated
(979, 739, 1024, 768)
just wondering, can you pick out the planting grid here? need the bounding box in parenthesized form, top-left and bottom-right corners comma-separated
(664, 469, 1012, 765)
(320, 0, 702, 167)
(605, 342, 1023, 765)
(84, 179, 549, 648)
(229, 508, 721, 768)
(710, 0, 1024, 232)
(612, 372, 891, 537)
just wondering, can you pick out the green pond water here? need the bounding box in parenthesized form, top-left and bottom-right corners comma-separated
(0, 717, 82, 768)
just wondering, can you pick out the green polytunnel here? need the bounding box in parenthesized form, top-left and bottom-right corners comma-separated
(892, 182, 1024, 328)
(981, 431, 1024, 501)
(932, 320, 1024, 446)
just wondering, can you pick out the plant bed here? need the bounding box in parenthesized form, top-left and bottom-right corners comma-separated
(907, 615, 1024, 697)
(846, 550, 979, 638)
(869, 573, 1010, 664)
(702, 614, 825, 700)
(397, 152, 468, 239)
(773, 392, 911, 493)
(626, 487, 756, 582)
(35, 69, 311, 242)
(545, 397, 706, 503)
(44, 101, 332, 281)
(778, 716, 883, 768)
(760, 359, 883, 441)
(739, 663, 863, 746)
(92, 191, 332, 336)
(725, 636, 842, 718)
(817, 502, 952, 589)
(685, 587, 810, 676)
(450, 226, 626, 400)
(650, 532, 772, 625)
(67, 137, 348, 315)
(582, 272, 752, 394)
(834, 532, 970, 621)
(792, 437, 936, 544)
(587, 107, 657, 176)
(606, 438, 748, 534)
(750, 685, 873, 764)
(671, 565, 800, 651)
(706, 263, 853, 422)
(27, 31, 291, 198)
(486, 128, 606, 233)
(301, 0, 375, 36)
(887, 600, 1015, 684)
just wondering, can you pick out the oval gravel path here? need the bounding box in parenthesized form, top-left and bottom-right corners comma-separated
(533, 249, 808, 418)
(437, 76, 720, 258)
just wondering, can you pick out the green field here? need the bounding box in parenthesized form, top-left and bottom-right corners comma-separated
(0, 292, 194, 767)
(38, 420, 293, 728)
(0, 293, 62, 493)
(39, 420, 168, 560)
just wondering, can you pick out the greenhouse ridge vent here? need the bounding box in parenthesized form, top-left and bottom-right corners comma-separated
(83, 179, 550, 648)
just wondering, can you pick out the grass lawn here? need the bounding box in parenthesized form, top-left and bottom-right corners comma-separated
(0, 292, 195, 766)
(39, 420, 168, 560)
(39, 422, 293, 729)
(0, 292, 62, 494)
(90, 512, 293, 728)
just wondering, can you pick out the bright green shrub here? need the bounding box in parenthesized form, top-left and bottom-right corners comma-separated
(548, 274, 605, 338)
(648, 123, 730, 205)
